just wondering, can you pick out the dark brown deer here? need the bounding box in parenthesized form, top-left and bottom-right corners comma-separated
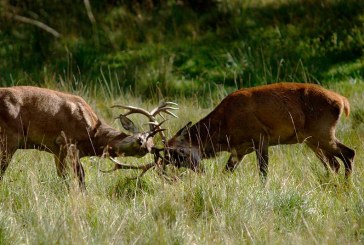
(0, 86, 177, 189)
(163, 83, 355, 179)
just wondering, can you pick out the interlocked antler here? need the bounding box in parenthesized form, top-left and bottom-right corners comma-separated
(100, 102, 178, 177)
(100, 157, 157, 179)
(100, 148, 173, 179)
(112, 101, 178, 143)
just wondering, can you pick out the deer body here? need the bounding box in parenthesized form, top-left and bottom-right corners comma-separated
(167, 83, 355, 178)
(0, 86, 166, 189)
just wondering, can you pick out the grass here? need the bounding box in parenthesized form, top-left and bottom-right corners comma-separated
(0, 0, 363, 243)
(0, 82, 363, 244)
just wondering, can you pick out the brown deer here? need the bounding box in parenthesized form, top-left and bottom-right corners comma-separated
(0, 86, 177, 189)
(163, 83, 355, 179)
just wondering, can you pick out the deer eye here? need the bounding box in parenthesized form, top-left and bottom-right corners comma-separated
(137, 137, 144, 145)
(178, 148, 188, 156)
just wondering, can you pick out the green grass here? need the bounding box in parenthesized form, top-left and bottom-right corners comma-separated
(0, 82, 363, 244)
(0, 0, 363, 243)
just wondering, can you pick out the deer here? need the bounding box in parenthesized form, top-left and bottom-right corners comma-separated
(0, 86, 178, 190)
(161, 82, 355, 180)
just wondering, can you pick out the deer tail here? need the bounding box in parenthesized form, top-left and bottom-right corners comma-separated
(342, 96, 350, 117)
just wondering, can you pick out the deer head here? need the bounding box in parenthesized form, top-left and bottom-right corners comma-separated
(101, 101, 179, 175)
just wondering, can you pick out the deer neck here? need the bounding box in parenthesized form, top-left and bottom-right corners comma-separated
(189, 118, 223, 156)
(79, 122, 128, 157)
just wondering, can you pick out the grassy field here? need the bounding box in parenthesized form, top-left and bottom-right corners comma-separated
(0, 82, 363, 244)
(1, 0, 363, 243)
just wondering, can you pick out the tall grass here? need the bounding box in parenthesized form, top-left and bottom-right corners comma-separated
(0, 81, 363, 244)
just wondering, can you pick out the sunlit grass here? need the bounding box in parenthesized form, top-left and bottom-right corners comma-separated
(0, 81, 362, 244)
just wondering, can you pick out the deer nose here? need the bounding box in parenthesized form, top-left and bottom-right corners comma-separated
(144, 137, 154, 153)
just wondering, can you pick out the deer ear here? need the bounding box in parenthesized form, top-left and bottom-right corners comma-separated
(119, 115, 140, 134)
(176, 121, 192, 137)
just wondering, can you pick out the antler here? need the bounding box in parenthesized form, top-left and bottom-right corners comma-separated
(100, 157, 157, 178)
(99, 148, 174, 179)
(113, 101, 178, 118)
(101, 102, 178, 178)
(112, 101, 179, 142)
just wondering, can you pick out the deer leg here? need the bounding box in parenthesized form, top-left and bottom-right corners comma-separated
(307, 138, 355, 178)
(56, 132, 86, 191)
(225, 144, 257, 172)
(65, 143, 86, 191)
(0, 134, 15, 180)
(0, 151, 15, 180)
(331, 140, 355, 177)
(254, 136, 269, 179)
(73, 158, 86, 191)
(318, 140, 355, 177)
(54, 154, 68, 180)
(306, 143, 340, 174)
(225, 147, 253, 172)
(322, 152, 341, 174)
(225, 149, 241, 171)
(55, 144, 86, 191)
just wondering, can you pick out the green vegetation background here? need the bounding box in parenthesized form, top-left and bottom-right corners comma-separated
(1, 0, 363, 98)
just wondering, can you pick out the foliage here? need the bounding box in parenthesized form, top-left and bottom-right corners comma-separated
(0, 0, 363, 98)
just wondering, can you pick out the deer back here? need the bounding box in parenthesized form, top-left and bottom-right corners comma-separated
(166, 83, 351, 169)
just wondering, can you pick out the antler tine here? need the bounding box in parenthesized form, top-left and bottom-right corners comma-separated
(160, 109, 178, 118)
(147, 128, 166, 140)
(146, 119, 167, 127)
(111, 105, 154, 121)
(162, 101, 178, 106)
(150, 101, 179, 118)
(112, 104, 156, 131)
(146, 120, 166, 139)
(113, 102, 178, 144)
(112, 102, 178, 122)
(100, 157, 156, 173)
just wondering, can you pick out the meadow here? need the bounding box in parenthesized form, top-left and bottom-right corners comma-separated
(0, 81, 363, 244)
(1, 0, 363, 244)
